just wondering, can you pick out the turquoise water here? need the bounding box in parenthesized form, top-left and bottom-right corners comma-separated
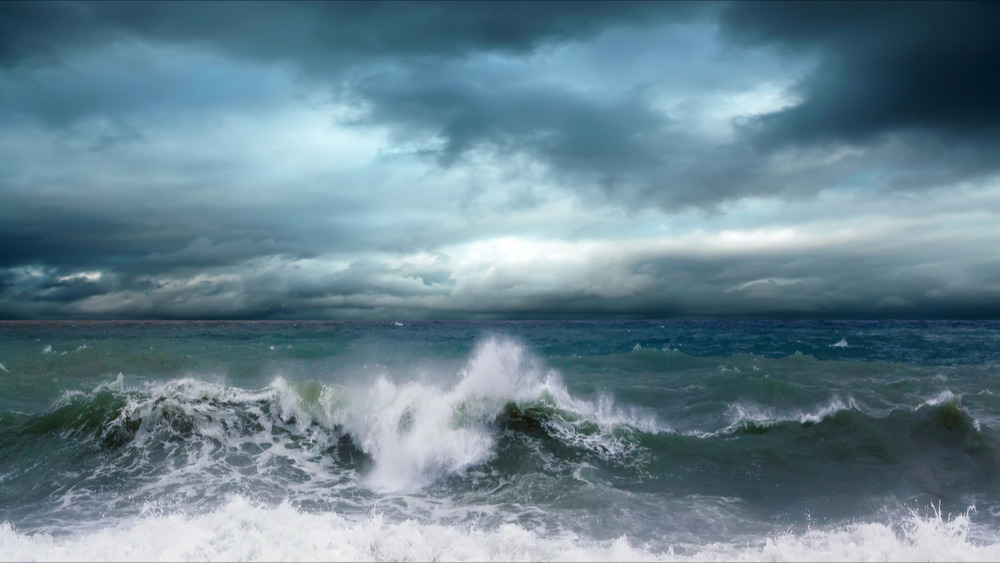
(1, 320, 999, 560)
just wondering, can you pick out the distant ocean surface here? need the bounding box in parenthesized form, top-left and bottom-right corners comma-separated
(2, 320, 1000, 561)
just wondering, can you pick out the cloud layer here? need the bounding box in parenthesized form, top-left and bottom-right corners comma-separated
(1, 1, 998, 319)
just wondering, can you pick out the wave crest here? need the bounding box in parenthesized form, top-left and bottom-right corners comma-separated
(3, 336, 661, 493)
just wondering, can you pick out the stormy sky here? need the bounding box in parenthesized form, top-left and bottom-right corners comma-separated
(1, 1, 998, 320)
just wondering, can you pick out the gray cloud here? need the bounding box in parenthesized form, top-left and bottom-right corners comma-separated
(5, 224, 996, 320)
(1, 1, 998, 320)
(330, 1, 1000, 210)
(722, 2, 1000, 160)
(0, 1, 707, 73)
(346, 66, 673, 196)
(2, 2, 739, 211)
(5, 2, 998, 201)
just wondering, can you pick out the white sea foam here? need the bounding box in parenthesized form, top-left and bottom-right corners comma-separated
(830, 338, 848, 348)
(1, 497, 998, 562)
(0, 363, 7, 373)
(42, 345, 52, 354)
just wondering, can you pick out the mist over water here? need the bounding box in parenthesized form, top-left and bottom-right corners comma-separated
(1, 320, 999, 561)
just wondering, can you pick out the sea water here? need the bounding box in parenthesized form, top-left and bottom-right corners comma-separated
(1, 320, 999, 561)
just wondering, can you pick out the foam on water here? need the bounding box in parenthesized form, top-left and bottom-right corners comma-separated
(712, 507, 999, 563)
(2, 497, 998, 562)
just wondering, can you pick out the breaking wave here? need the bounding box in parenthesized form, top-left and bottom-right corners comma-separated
(1, 336, 659, 494)
(1, 497, 998, 562)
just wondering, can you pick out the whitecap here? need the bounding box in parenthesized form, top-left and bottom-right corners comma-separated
(692, 395, 862, 438)
(1, 498, 997, 562)
(924, 389, 959, 407)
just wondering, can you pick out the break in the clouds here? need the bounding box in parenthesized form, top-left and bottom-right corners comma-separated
(1, 1, 998, 320)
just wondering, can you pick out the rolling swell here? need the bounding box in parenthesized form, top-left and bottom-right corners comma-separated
(619, 397, 1000, 522)
(3, 371, 998, 512)
(0, 388, 132, 450)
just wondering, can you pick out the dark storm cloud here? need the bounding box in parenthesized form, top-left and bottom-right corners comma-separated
(0, 0, 700, 290)
(0, 0, 724, 206)
(348, 66, 672, 195)
(0, 1, 705, 70)
(141, 237, 285, 271)
(30, 274, 115, 304)
(1, 1, 998, 320)
(5, 1, 999, 203)
(0, 213, 150, 271)
(0, 184, 353, 273)
(445, 249, 1000, 321)
(332, 0, 1000, 207)
(0, 200, 204, 271)
(343, 61, 854, 210)
(340, 1, 1000, 206)
(2, 225, 997, 320)
(721, 1, 1000, 147)
(0, 2, 108, 68)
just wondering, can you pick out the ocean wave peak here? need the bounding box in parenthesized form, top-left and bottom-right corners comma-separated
(714, 395, 861, 436)
(924, 389, 960, 407)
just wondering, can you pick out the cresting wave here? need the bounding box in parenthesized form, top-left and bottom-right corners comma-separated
(707, 390, 974, 437)
(1, 336, 660, 493)
(710, 395, 863, 437)
(1, 496, 999, 562)
(3, 338, 996, 495)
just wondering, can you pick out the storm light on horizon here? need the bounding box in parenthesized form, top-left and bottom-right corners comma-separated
(1, 1, 998, 320)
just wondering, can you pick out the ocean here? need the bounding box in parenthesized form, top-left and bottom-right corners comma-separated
(1, 320, 999, 561)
